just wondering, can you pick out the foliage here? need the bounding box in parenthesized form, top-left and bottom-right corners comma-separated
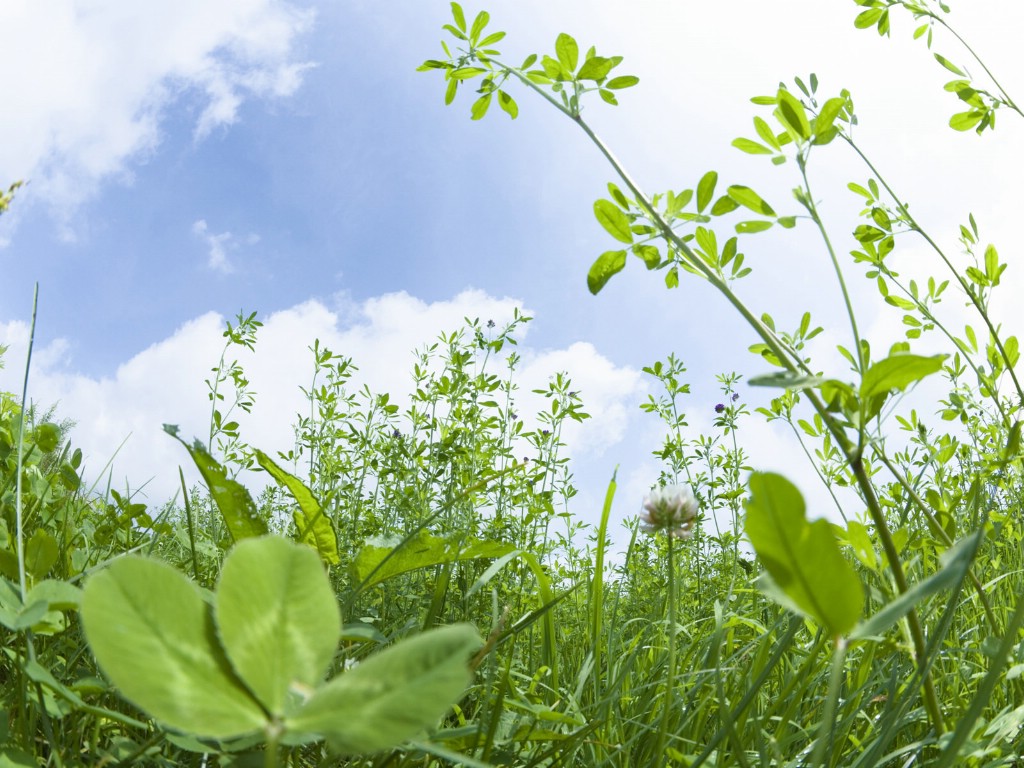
(2, 0, 1024, 765)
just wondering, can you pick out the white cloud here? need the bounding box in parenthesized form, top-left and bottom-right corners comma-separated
(0, 290, 644, 512)
(0, 0, 314, 223)
(192, 219, 259, 273)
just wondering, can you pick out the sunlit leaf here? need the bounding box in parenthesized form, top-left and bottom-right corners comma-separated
(593, 199, 633, 243)
(255, 450, 338, 565)
(860, 353, 946, 399)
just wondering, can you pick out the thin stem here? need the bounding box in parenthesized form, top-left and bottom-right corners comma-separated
(654, 533, 676, 762)
(931, 15, 1022, 117)
(15, 283, 39, 601)
(810, 636, 848, 768)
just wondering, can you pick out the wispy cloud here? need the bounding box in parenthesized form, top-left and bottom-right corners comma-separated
(0, 0, 315, 224)
(191, 219, 259, 273)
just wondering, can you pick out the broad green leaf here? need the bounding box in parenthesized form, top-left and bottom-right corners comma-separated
(497, 90, 518, 119)
(354, 531, 515, 590)
(32, 423, 61, 452)
(25, 529, 58, 580)
(470, 93, 492, 120)
(732, 138, 772, 155)
(555, 33, 578, 73)
(165, 426, 267, 542)
(632, 244, 660, 269)
(854, 8, 883, 29)
(860, 353, 946, 399)
(696, 171, 717, 213)
(736, 220, 773, 234)
(255, 450, 339, 565)
(754, 116, 780, 149)
(950, 110, 984, 131)
(748, 371, 824, 390)
(605, 75, 638, 90)
(814, 97, 847, 136)
(27, 579, 81, 611)
(81, 556, 266, 738)
(710, 195, 739, 216)
(776, 89, 811, 140)
(593, 199, 633, 243)
(745, 473, 863, 637)
(728, 185, 776, 216)
(216, 537, 341, 716)
(587, 250, 627, 294)
(576, 56, 613, 81)
(850, 531, 980, 640)
(286, 625, 481, 754)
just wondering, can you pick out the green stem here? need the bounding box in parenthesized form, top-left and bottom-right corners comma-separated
(810, 636, 848, 768)
(654, 533, 677, 762)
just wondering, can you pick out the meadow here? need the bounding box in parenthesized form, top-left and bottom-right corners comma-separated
(3, 1, 1024, 765)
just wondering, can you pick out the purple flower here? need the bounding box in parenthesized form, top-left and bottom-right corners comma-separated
(715, 403, 725, 413)
(732, 393, 740, 401)
(392, 429, 401, 438)
(640, 485, 698, 539)
(487, 319, 496, 328)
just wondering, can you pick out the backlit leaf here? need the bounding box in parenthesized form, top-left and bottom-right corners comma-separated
(255, 450, 339, 565)
(555, 33, 578, 73)
(860, 353, 947, 399)
(81, 556, 266, 738)
(745, 473, 863, 637)
(593, 199, 633, 243)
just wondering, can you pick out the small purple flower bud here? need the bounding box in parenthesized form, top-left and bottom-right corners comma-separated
(732, 393, 740, 401)
(715, 403, 725, 413)
(392, 429, 401, 438)
(487, 319, 496, 328)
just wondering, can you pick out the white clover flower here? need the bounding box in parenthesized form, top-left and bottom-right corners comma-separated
(640, 484, 698, 539)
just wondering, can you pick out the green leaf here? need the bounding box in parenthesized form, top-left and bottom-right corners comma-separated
(732, 138, 772, 155)
(727, 185, 776, 216)
(354, 531, 515, 590)
(632, 244, 660, 269)
(576, 56, 613, 81)
(736, 220, 773, 234)
(286, 625, 481, 754)
(468, 11, 489, 43)
(748, 371, 824, 390)
(497, 90, 518, 119)
(470, 93, 492, 120)
(814, 97, 847, 136)
(696, 171, 717, 213)
(854, 8, 884, 29)
(933, 52, 965, 76)
(710, 195, 740, 216)
(555, 33, 578, 73)
(165, 427, 268, 542)
(745, 473, 863, 637)
(25, 529, 58, 580)
(593, 199, 633, 244)
(860, 353, 946, 399)
(949, 109, 986, 133)
(32, 423, 61, 452)
(450, 2, 466, 33)
(850, 531, 980, 640)
(255, 451, 339, 565)
(605, 75, 639, 90)
(449, 67, 486, 80)
(776, 89, 811, 140)
(587, 250, 627, 294)
(216, 537, 340, 716)
(81, 556, 266, 738)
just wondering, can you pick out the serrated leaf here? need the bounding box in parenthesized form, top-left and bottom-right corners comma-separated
(593, 199, 633, 243)
(354, 531, 516, 590)
(216, 537, 340, 716)
(254, 450, 338, 565)
(745, 473, 863, 637)
(165, 427, 267, 542)
(81, 557, 266, 738)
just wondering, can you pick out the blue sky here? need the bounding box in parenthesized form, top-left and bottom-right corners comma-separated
(1, 0, 1022, 535)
